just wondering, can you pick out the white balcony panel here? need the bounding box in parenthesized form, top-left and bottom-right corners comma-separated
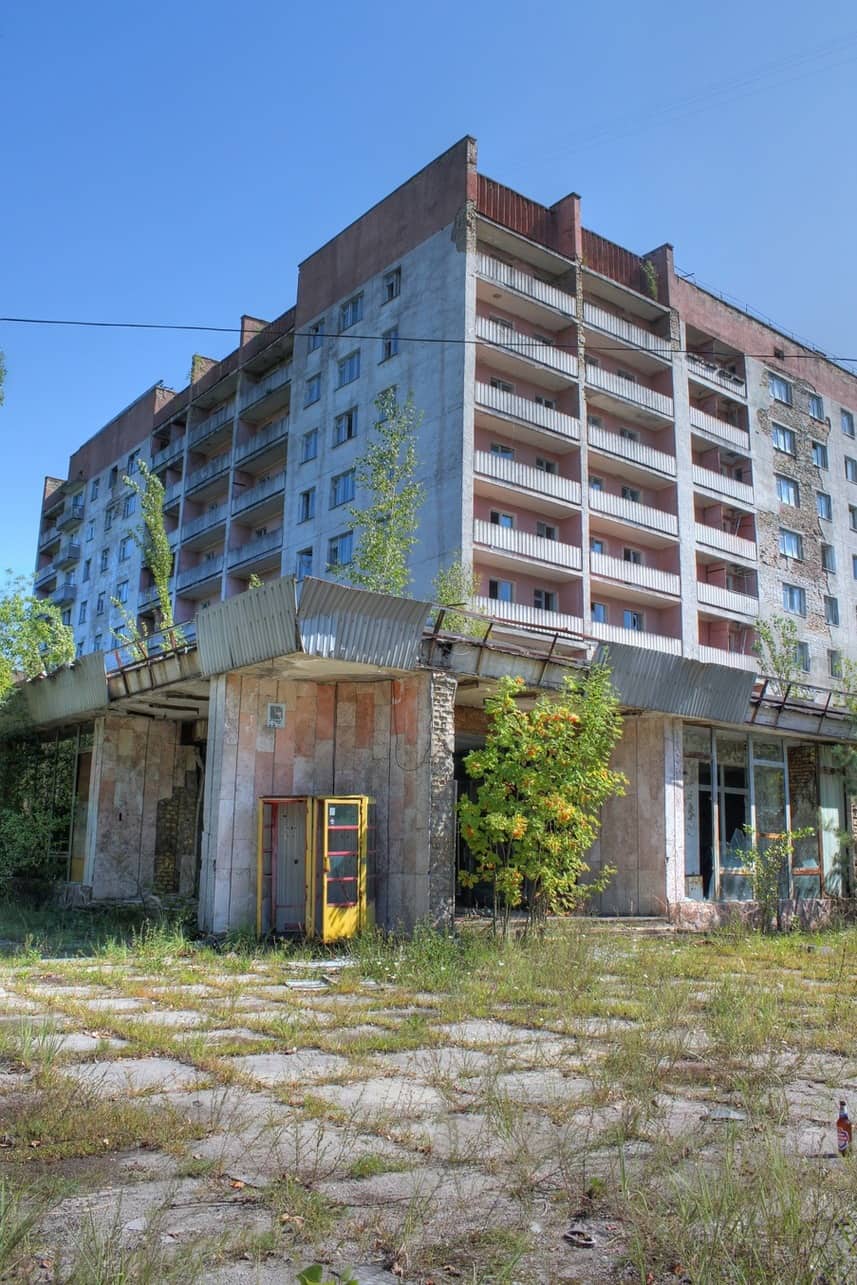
(695, 522, 757, 561)
(239, 364, 292, 410)
(475, 253, 576, 316)
(692, 464, 754, 505)
(189, 402, 235, 447)
(687, 353, 747, 399)
(185, 451, 231, 492)
(589, 620, 682, 655)
(588, 424, 676, 476)
(182, 502, 228, 539)
(228, 528, 283, 567)
(152, 438, 185, 470)
(585, 364, 673, 418)
(474, 382, 581, 441)
(697, 645, 758, 671)
(474, 450, 581, 505)
(235, 416, 289, 462)
(471, 596, 584, 635)
(473, 519, 582, 571)
(689, 406, 750, 452)
(476, 316, 579, 379)
(589, 488, 678, 536)
(176, 555, 224, 591)
(697, 582, 759, 616)
(231, 470, 286, 516)
(590, 552, 680, 597)
(582, 301, 671, 359)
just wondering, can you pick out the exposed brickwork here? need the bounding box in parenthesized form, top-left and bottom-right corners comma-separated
(153, 768, 200, 895)
(428, 671, 457, 928)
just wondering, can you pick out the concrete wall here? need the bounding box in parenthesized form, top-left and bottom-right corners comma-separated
(198, 670, 457, 935)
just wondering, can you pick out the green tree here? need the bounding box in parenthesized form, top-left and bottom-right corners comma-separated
(346, 390, 424, 595)
(740, 825, 815, 933)
(458, 667, 626, 932)
(753, 615, 806, 694)
(0, 573, 75, 706)
(116, 461, 182, 650)
(432, 555, 483, 637)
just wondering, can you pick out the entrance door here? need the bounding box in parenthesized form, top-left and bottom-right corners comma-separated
(257, 797, 313, 936)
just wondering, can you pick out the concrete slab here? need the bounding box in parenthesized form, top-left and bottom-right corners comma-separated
(61, 1057, 206, 1096)
(136, 1009, 210, 1028)
(55, 1032, 128, 1054)
(312, 1076, 446, 1118)
(373, 1046, 499, 1080)
(229, 1050, 349, 1086)
(436, 1019, 541, 1046)
(81, 996, 148, 1013)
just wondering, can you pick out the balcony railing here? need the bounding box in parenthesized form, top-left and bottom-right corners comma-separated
(689, 406, 750, 453)
(56, 501, 85, 531)
(231, 470, 286, 516)
(184, 451, 231, 493)
(694, 522, 757, 561)
(176, 555, 224, 592)
(474, 451, 581, 506)
(239, 364, 292, 411)
(697, 645, 758, 671)
(589, 619, 682, 655)
(471, 596, 584, 635)
(473, 519, 582, 571)
(39, 525, 61, 550)
(476, 316, 579, 379)
(151, 437, 185, 470)
(697, 581, 759, 616)
(587, 424, 676, 477)
(687, 353, 747, 399)
(164, 480, 184, 507)
(56, 541, 81, 568)
(474, 381, 581, 441)
(227, 528, 284, 567)
(582, 300, 671, 359)
(691, 464, 753, 506)
(188, 401, 235, 448)
(589, 487, 678, 536)
(475, 253, 576, 317)
(34, 563, 57, 589)
(53, 582, 77, 606)
(590, 551, 681, 597)
(235, 416, 289, 462)
(181, 502, 229, 540)
(585, 363, 673, 418)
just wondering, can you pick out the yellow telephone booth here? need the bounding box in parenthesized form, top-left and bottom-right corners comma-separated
(256, 795, 375, 942)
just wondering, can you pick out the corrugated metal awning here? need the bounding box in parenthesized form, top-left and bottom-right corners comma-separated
(196, 576, 300, 676)
(24, 653, 109, 725)
(594, 643, 756, 724)
(297, 578, 430, 669)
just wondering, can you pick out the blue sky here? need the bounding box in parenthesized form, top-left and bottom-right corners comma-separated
(3, 0, 856, 577)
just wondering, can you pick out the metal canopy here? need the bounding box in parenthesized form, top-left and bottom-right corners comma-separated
(594, 643, 757, 724)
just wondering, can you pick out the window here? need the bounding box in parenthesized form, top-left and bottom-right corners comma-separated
(829, 649, 843, 679)
(109, 465, 118, 489)
(489, 314, 514, 332)
(846, 457, 857, 483)
(824, 595, 840, 625)
(488, 578, 514, 603)
(490, 510, 515, 528)
(821, 543, 836, 573)
(619, 427, 640, 442)
(116, 580, 129, 604)
(809, 394, 824, 420)
(817, 492, 833, 520)
(623, 609, 644, 631)
(380, 328, 399, 362)
(771, 423, 796, 454)
(812, 441, 829, 469)
(852, 554, 857, 580)
(90, 478, 100, 501)
(96, 592, 105, 615)
(769, 372, 793, 404)
(301, 428, 318, 463)
(536, 521, 556, 540)
(779, 529, 803, 559)
(82, 559, 91, 582)
(616, 368, 636, 383)
(589, 475, 604, 492)
(333, 408, 358, 446)
(61, 609, 71, 627)
(490, 377, 515, 394)
(327, 530, 353, 568)
(535, 394, 557, 410)
(122, 494, 136, 518)
(298, 488, 316, 522)
(776, 475, 799, 506)
(78, 601, 87, 624)
(307, 321, 324, 353)
(842, 409, 855, 438)
(535, 457, 557, 474)
(590, 538, 605, 555)
(337, 351, 360, 387)
(623, 547, 643, 565)
(588, 415, 603, 429)
(621, 485, 641, 503)
(296, 548, 313, 581)
(383, 268, 401, 302)
(93, 633, 102, 652)
(304, 375, 321, 407)
(330, 469, 355, 508)
(794, 641, 811, 672)
(491, 443, 515, 459)
(339, 294, 363, 330)
(850, 506, 857, 532)
(782, 583, 807, 615)
(100, 548, 109, 572)
(591, 601, 608, 623)
(85, 519, 95, 542)
(76, 642, 84, 658)
(533, 589, 556, 611)
(119, 535, 132, 562)
(104, 506, 116, 531)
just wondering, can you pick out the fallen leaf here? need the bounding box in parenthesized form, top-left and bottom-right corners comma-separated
(230, 1180, 245, 1190)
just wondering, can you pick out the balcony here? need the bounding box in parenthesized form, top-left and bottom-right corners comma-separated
(689, 406, 750, 453)
(475, 253, 576, 318)
(227, 528, 284, 569)
(582, 300, 671, 360)
(55, 541, 81, 569)
(687, 353, 746, 399)
(176, 555, 224, 593)
(590, 551, 680, 597)
(164, 479, 184, 508)
(231, 470, 286, 517)
(184, 451, 231, 495)
(235, 415, 289, 463)
(471, 596, 584, 636)
(695, 522, 757, 561)
(151, 437, 185, 470)
(53, 582, 77, 606)
(34, 563, 57, 590)
(239, 364, 292, 414)
(474, 381, 580, 443)
(589, 619, 682, 655)
(473, 518, 583, 573)
(589, 488, 678, 537)
(587, 424, 676, 477)
(138, 581, 165, 611)
(476, 316, 579, 382)
(181, 502, 229, 540)
(697, 645, 758, 671)
(39, 525, 62, 551)
(188, 401, 235, 449)
(474, 450, 581, 509)
(692, 464, 753, 506)
(56, 500, 85, 531)
(585, 364, 673, 419)
(697, 581, 759, 616)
